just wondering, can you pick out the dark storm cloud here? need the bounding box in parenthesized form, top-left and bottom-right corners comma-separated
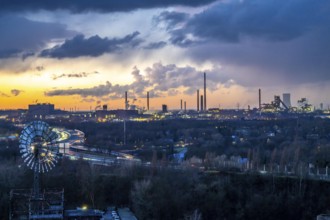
(156, 11, 189, 30)
(40, 32, 141, 58)
(188, 33, 330, 86)
(11, 89, 23, 96)
(0, 15, 75, 59)
(144, 41, 167, 50)
(168, 29, 197, 47)
(52, 71, 99, 80)
(190, 0, 330, 42)
(154, 11, 197, 47)
(158, 0, 330, 85)
(44, 62, 232, 99)
(0, 0, 216, 13)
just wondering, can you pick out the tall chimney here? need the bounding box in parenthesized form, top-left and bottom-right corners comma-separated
(204, 72, 206, 111)
(125, 91, 128, 110)
(184, 101, 186, 112)
(197, 89, 200, 111)
(147, 91, 150, 111)
(180, 99, 183, 110)
(201, 95, 204, 111)
(258, 88, 261, 110)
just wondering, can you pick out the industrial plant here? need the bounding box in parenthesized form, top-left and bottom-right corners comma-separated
(1, 72, 328, 124)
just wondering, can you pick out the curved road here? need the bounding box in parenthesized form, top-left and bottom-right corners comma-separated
(54, 128, 140, 166)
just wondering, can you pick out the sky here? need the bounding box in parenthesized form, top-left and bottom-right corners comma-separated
(1, 0, 330, 110)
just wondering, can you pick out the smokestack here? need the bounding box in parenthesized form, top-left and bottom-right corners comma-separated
(147, 91, 150, 111)
(184, 101, 186, 112)
(204, 72, 206, 111)
(197, 89, 200, 111)
(258, 88, 261, 110)
(180, 99, 183, 110)
(201, 95, 204, 111)
(125, 91, 128, 110)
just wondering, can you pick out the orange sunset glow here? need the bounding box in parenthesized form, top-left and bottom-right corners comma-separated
(1, 0, 330, 110)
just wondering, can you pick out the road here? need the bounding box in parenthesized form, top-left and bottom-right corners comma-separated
(54, 128, 140, 166)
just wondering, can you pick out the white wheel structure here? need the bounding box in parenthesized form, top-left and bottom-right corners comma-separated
(19, 121, 59, 173)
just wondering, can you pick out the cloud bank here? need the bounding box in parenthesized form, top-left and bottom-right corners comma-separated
(156, 0, 330, 85)
(44, 62, 233, 99)
(0, 0, 216, 13)
(0, 15, 75, 59)
(40, 32, 141, 58)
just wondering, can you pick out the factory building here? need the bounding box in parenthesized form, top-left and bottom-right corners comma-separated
(27, 103, 55, 119)
(162, 104, 168, 113)
(282, 93, 291, 108)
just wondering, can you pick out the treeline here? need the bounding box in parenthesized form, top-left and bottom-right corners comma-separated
(47, 118, 330, 165)
(131, 169, 330, 220)
(2, 157, 330, 220)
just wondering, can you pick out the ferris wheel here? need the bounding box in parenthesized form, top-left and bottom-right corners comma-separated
(19, 121, 59, 173)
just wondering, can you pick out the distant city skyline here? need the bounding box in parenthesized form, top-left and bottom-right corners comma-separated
(1, 0, 330, 110)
